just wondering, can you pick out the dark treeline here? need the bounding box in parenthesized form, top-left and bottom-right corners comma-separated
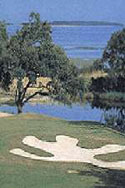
(90, 76, 125, 93)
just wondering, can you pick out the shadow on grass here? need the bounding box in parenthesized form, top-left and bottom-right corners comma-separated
(68, 121, 102, 126)
(68, 121, 125, 136)
(79, 166, 125, 188)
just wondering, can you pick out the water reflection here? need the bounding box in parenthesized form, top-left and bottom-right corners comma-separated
(91, 99, 125, 132)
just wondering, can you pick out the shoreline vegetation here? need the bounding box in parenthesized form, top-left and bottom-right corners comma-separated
(0, 58, 124, 104)
(93, 92, 125, 103)
(0, 91, 125, 106)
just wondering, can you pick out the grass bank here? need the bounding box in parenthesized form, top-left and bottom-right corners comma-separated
(0, 114, 125, 188)
(94, 92, 125, 103)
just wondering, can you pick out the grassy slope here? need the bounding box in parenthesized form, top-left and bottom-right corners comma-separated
(0, 114, 125, 188)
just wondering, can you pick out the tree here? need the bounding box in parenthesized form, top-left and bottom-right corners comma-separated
(0, 21, 8, 54)
(90, 29, 125, 94)
(0, 21, 11, 90)
(92, 59, 103, 71)
(102, 28, 125, 78)
(0, 13, 84, 113)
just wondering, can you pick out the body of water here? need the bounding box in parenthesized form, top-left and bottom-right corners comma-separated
(0, 101, 124, 131)
(4, 24, 125, 132)
(0, 102, 104, 122)
(8, 24, 123, 59)
(0, 101, 124, 120)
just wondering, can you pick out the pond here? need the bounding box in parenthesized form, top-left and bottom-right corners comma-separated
(0, 100, 124, 132)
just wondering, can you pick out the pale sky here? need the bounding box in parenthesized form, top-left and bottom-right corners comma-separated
(0, 0, 125, 24)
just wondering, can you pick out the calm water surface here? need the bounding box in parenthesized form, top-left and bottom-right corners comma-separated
(52, 25, 123, 58)
(0, 102, 104, 122)
(8, 24, 123, 59)
(0, 101, 124, 131)
(0, 102, 124, 121)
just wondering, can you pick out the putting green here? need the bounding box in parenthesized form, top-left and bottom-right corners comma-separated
(0, 113, 125, 188)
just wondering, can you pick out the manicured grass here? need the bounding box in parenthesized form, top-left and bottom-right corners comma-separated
(95, 150, 125, 162)
(0, 114, 125, 188)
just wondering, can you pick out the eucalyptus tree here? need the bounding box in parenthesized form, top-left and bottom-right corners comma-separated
(0, 13, 84, 113)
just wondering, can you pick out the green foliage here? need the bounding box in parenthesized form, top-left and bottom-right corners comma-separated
(98, 92, 125, 102)
(0, 21, 8, 41)
(0, 21, 10, 90)
(91, 29, 125, 95)
(102, 28, 125, 78)
(91, 75, 125, 93)
(0, 13, 84, 113)
(92, 59, 103, 71)
(0, 21, 8, 55)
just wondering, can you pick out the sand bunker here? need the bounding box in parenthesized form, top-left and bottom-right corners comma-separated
(10, 135, 125, 170)
(0, 112, 13, 117)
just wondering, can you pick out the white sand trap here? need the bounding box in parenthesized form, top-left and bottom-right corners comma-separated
(0, 112, 13, 117)
(10, 135, 125, 170)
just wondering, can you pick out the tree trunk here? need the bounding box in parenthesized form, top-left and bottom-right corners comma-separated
(17, 103, 23, 114)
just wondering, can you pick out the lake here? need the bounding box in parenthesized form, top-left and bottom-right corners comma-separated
(0, 101, 124, 132)
(8, 24, 123, 59)
(0, 102, 104, 122)
(4, 24, 125, 132)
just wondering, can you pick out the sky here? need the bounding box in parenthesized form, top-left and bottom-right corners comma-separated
(0, 0, 125, 24)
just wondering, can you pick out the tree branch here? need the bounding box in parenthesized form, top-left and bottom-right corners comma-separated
(23, 90, 49, 104)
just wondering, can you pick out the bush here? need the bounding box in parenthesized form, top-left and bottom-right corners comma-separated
(90, 76, 125, 93)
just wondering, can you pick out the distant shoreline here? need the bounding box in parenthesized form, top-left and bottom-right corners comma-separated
(51, 24, 123, 28)
(7, 21, 124, 27)
(51, 21, 124, 27)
